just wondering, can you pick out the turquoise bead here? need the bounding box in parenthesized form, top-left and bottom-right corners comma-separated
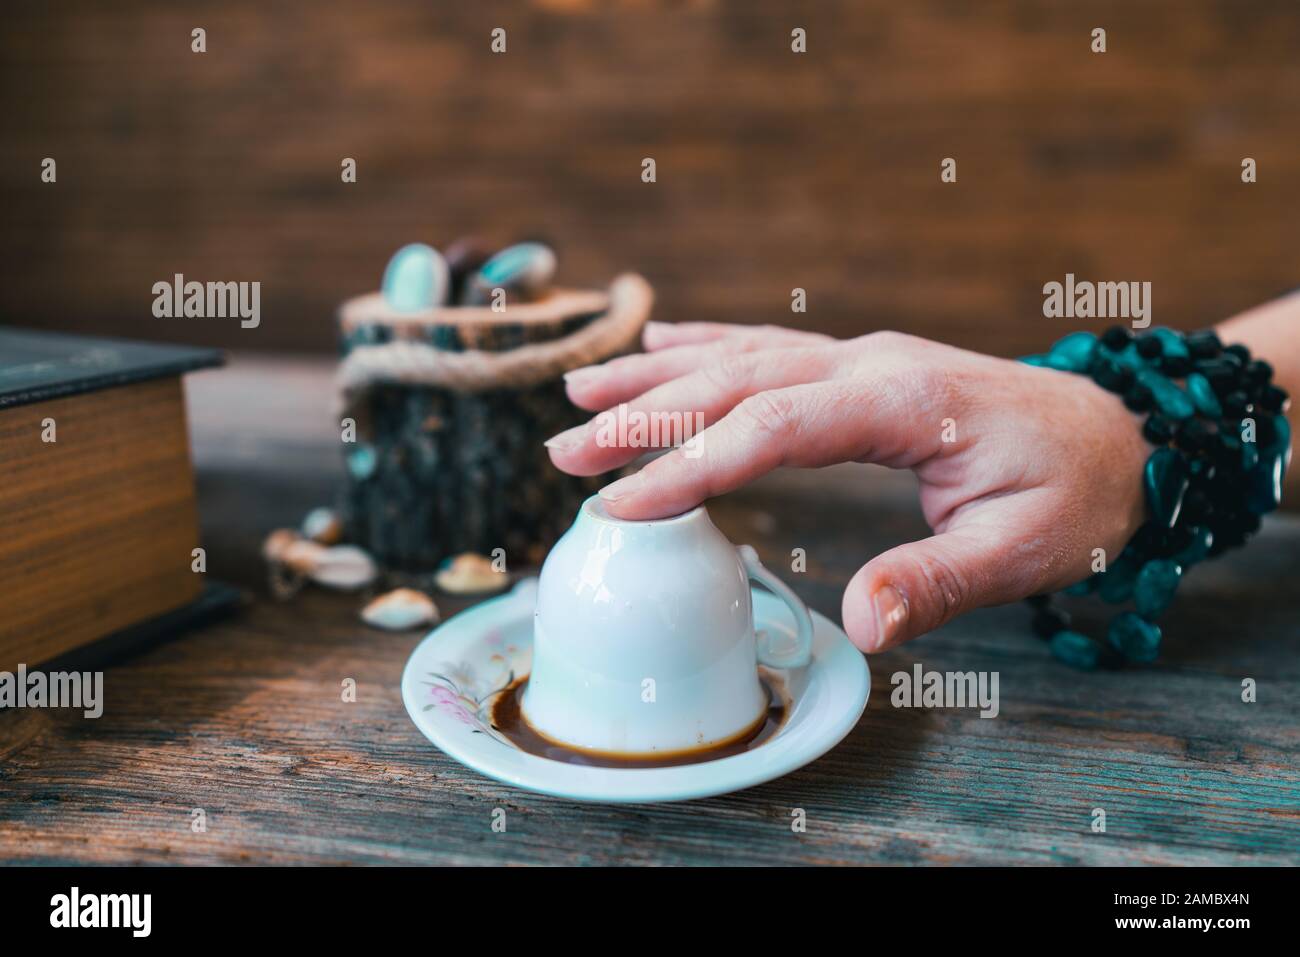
(1152, 327, 1190, 360)
(1020, 354, 1052, 367)
(1048, 332, 1098, 372)
(347, 445, 377, 481)
(1109, 342, 1145, 371)
(1097, 553, 1140, 603)
(1108, 612, 1162, 663)
(382, 243, 449, 311)
(1246, 452, 1284, 514)
(1241, 440, 1259, 471)
(1185, 373, 1223, 417)
(1273, 415, 1292, 480)
(1171, 525, 1213, 567)
(1144, 447, 1189, 528)
(1050, 631, 1100, 670)
(1134, 559, 1182, 618)
(1137, 368, 1195, 420)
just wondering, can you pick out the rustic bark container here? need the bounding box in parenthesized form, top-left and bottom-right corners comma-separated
(336, 274, 653, 570)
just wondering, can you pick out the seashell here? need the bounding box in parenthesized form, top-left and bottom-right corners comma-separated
(461, 242, 556, 306)
(361, 588, 440, 631)
(306, 545, 379, 591)
(281, 539, 329, 575)
(435, 552, 508, 594)
(262, 528, 301, 563)
(301, 507, 342, 545)
(381, 243, 449, 311)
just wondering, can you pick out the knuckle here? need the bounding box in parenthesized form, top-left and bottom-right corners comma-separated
(915, 551, 973, 625)
(734, 390, 797, 443)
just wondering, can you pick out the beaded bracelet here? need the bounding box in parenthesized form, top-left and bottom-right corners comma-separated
(1019, 325, 1292, 670)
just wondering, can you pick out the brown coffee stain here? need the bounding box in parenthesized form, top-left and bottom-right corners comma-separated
(490, 672, 789, 769)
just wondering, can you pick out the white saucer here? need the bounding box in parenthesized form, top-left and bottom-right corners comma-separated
(400, 578, 870, 803)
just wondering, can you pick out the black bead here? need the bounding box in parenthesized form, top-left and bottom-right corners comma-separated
(1135, 334, 1163, 359)
(1185, 330, 1222, 359)
(1260, 384, 1289, 413)
(1123, 382, 1155, 412)
(1174, 418, 1212, 454)
(1255, 413, 1277, 448)
(1092, 355, 1135, 393)
(1181, 487, 1211, 523)
(1032, 608, 1071, 639)
(1244, 359, 1273, 386)
(1101, 325, 1132, 351)
(1223, 343, 1251, 365)
(1221, 390, 1252, 417)
(1199, 359, 1241, 394)
(1158, 354, 1192, 378)
(1143, 415, 1174, 445)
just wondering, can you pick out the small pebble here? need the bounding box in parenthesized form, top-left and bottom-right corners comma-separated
(281, 539, 329, 575)
(361, 588, 440, 631)
(301, 507, 342, 545)
(435, 552, 508, 594)
(382, 243, 449, 311)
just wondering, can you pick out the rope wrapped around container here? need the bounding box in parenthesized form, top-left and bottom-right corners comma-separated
(336, 273, 654, 570)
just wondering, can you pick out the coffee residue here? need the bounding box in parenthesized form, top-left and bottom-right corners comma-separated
(490, 673, 788, 769)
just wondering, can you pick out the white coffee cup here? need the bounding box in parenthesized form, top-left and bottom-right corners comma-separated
(522, 495, 814, 756)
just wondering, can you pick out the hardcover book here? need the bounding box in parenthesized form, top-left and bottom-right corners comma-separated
(0, 327, 225, 671)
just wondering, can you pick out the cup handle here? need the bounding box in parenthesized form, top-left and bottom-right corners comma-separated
(739, 545, 814, 669)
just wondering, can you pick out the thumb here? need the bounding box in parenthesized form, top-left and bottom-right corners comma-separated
(841, 528, 1028, 654)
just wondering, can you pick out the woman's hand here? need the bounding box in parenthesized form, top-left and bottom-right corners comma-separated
(544, 321, 1150, 654)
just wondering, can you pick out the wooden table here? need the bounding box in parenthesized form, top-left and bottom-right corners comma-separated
(2, 356, 1297, 865)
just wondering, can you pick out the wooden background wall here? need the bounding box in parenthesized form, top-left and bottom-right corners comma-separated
(2, 0, 1298, 357)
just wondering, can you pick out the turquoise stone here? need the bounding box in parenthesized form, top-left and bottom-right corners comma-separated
(1108, 612, 1162, 663)
(1172, 525, 1213, 567)
(1243, 416, 1290, 513)
(1246, 452, 1284, 514)
(1241, 440, 1259, 472)
(1185, 373, 1223, 417)
(1144, 447, 1189, 528)
(1050, 631, 1100, 670)
(1064, 576, 1097, 596)
(1109, 342, 1145, 371)
(1134, 559, 1182, 618)
(464, 242, 558, 304)
(382, 243, 449, 311)
(1047, 332, 1098, 372)
(1097, 552, 1140, 603)
(347, 445, 377, 481)
(1152, 327, 1190, 360)
(1137, 368, 1195, 420)
(1273, 415, 1292, 479)
(1020, 354, 1052, 367)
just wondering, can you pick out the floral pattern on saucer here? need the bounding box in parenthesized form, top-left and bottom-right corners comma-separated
(421, 621, 531, 747)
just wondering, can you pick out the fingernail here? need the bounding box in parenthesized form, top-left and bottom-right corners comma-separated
(870, 584, 908, 652)
(543, 424, 586, 452)
(598, 471, 644, 503)
(563, 366, 601, 386)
